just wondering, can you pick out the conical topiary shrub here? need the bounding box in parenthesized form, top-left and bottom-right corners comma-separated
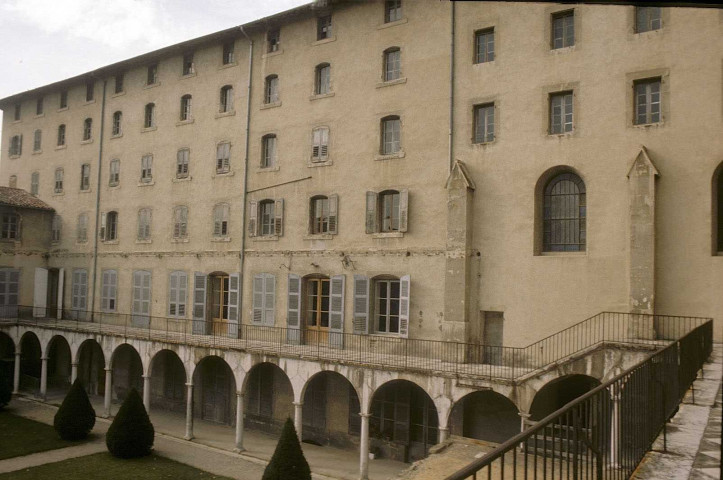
(106, 387, 154, 458)
(53, 378, 96, 440)
(262, 418, 311, 480)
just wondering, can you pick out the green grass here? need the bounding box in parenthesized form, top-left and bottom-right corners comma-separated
(0, 412, 77, 460)
(0, 452, 235, 479)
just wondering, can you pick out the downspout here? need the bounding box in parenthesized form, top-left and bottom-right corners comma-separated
(449, 0, 456, 173)
(89, 78, 107, 318)
(238, 26, 254, 329)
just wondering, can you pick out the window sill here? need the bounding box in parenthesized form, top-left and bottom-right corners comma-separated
(214, 171, 235, 178)
(108, 183, 120, 189)
(83, 100, 96, 106)
(472, 139, 496, 147)
(172, 176, 192, 183)
(171, 238, 189, 243)
(102, 240, 119, 245)
(308, 159, 332, 168)
(8, 155, 20, 160)
(111, 91, 126, 98)
(219, 62, 238, 70)
(260, 101, 282, 110)
(76, 241, 88, 246)
(0, 239, 21, 245)
(144, 82, 161, 90)
(176, 119, 195, 127)
(256, 166, 280, 173)
(312, 36, 337, 46)
(55, 145, 67, 150)
(52, 192, 65, 197)
(34, 113, 45, 119)
(32, 150, 42, 155)
(79, 189, 92, 194)
(262, 49, 284, 59)
(50, 241, 60, 247)
(215, 110, 236, 119)
(135, 239, 152, 244)
(211, 237, 232, 243)
(547, 131, 574, 138)
(377, 18, 408, 30)
(253, 235, 279, 242)
(110, 133, 123, 140)
(372, 232, 404, 239)
(11, 119, 22, 124)
(375, 150, 405, 161)
(138, 181, 155, 187)
(633, 121, 664, 129)
(309, 92, 335, 101)
(376, 77, 407, 89)
(369, 333, 403, 341)
(539, 251, 587, 257)
(550, 45, 575, 54)
(304, 234, 334, 240)
(181, 72, 197, 79)
(57, 107, 69, 113)
(141, 126, 157, 133)
(80, 139, 94, 145)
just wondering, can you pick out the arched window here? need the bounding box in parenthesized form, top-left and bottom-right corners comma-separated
(57, 125, 66, 146)
(261, 134, 277, 168)
(180, 94, 192, 121)
(383, 48, 401, 82)
(112, 111, 122, 136)
(315, 63, 331, 95)
(265, 75, 279, 104)
(259, 200, 276, 236)
(144, 103, 155, 128)
(82, 118, 92, 140)
(381, 116, 401, 155)
(220, 85, 234, 113)
(542, 172, 586, 252)
(714, 163, 723, 254)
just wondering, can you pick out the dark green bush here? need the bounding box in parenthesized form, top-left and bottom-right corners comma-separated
(53, 378, 95, 440)
(262, 417, 311, 480)
(105, 387, 154, 458)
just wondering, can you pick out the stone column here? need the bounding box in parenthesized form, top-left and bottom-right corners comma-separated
(142, 375, 151, 412)
(359, 412, 371, 480)
(234, 392, 245, 452)
(40, 356, 48, 400)
(293, 401, 303, 439)
(71, 362, 78, 384)
(103, 368, 112, 418)
(13, 352, 21, 394)
(184, 383, 194, 440)
(609, 386, 621, 468)
(518, 411, 532, 450)
(438, 426, 450, 443)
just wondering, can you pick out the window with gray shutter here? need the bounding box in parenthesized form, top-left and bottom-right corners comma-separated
(176, 149, 190, 178)
(311, 127, 329, 162)
(132, 270, 151, 327)
(169, 271, 188, 318)
(329, 274, 345, 348)
(33, 130, 42, 152)
(353, 275, 369, 334)
(287, 274, 301, 344)
(192, 272, 207, 333)
(101, 269, 117, 312)
(173, 206, 188, 239)
(213, 203, 230, 237)
(76, 213, 88, 242)
(31, 172, 39, 195)
(252, 273, 276, 326)
(137, 208, 152, 240)
(0, 268, 20, 317)
(71, 269, 88, 314)
(54, 168, 64, 193)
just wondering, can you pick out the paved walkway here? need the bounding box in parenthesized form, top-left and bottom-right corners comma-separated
(689, 382, 722, 480)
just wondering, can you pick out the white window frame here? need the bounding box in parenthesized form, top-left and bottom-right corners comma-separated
(550, 92, 573, 134)
(54, 168, 64, 193)
(262, 135, 276, 168)
(112, 111, 122, 136)
(173, 206, 188, 239)
(311, 127, 329, 162)
(474, 103, 495, 143)
(220, 85, 234, 113)
(80, 164, 91, 191)
(30, 172, 39, 195)
(168, 270, 188, 318)
(83, 118, 92, 141)
(109, 159, 120, 186)
(216, 142, 231, 174)
(141, 154, 153, 182)
(213, 203, 230, 237)
(137, 208, 152, 240)
(634, 78, 661, 125)
(265, 76, 279, 104)
(381, 116, 401, 155)
(383, 48, 401, 82)
(77, 213, 88, 242)
(180, 94, 192, 121)
(33, 130, 42, 152)
(101, 269, 118, 312)
(176, 149, 190, 178)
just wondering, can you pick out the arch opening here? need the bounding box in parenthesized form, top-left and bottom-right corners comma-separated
(449, 390, 519, 444)
(193, 356, 236, 425)
(77, 339, 105, 396)
(111, 344, 143, 403)
(244, 362, 293, 434)
(46, 335, 72, 396)
(0, 332, 15, 391)
(149, 350, 186, 413)
(530, 374, 601, 422)
(301, 370, 361, 448)
(19, 332, 41, 393)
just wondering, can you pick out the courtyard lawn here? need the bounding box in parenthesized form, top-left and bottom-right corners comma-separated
(0, 452, 235, 480)
(0, 412, 76, 460)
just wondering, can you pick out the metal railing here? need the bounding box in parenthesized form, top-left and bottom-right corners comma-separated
(444, 320, 714, 480)
(0, 306, 710, 382)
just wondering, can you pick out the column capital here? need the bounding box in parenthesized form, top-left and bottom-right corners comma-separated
(142, 374, 151, 379)
(518, 412, 532, 419)
(185, 382, 194, 387)
(359, 412, 372, 418)
(105, 367, 112, 372)
(293, 401, 303, 407)
(438, 426, 450, 432)
(236, 391, 244, 398)
(14, 351, 21, 357)
(71, 362, 79, 366)
(41, 356, 49, 361)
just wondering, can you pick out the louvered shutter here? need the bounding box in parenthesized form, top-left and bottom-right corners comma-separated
(399, 189, 409, 233)
(399, 275, 410, 338)
(252, 274, 264, 324)
(2, 270, 19, 317)
(353, 275, 369, 334)
(264, 274, 276, 326)
(228, 272, 240, 337)
(33, 268, 48, 317)
(18, 134, 22, 155)
(328, 194, 338, 235)
(287, 273, 301, 344)
(192, 272, 207, 334)
(274, 199, 284, 236)
(100, 212, 106, 239)
(329, 274, 345, 349)
(248, 200, 257, 237)
(365, 192, 377, 234)
(56, 268, 64, 319)
(169, 272, 178, 316)
(320, 128, 329, 159)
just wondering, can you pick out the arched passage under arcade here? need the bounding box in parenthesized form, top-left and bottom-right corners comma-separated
(449, 390, 519, 443)
(19, 332, 41, 393)
(110, 344, 143, 402)
(301, 370, 361, 447)
(149, 350, 186, 413)
(193, 356, 236, 425)
(0, 332, 14, 388)
(76, 339, 105, 396)
(530, 374, 601, 422)
(370, 380, 439, 462)
(46, 335, 72, 395)
(244, 362, 294, 434)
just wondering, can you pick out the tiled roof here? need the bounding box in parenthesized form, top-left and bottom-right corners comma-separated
(0, 187, 54, 211)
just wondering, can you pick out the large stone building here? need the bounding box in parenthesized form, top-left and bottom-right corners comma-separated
(0, 1, 720, 477)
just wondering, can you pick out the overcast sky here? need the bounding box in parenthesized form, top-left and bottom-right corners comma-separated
(0, 0, 309, 128)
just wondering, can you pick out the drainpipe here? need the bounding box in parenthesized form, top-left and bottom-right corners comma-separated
(237, 26, 254, 330)
(89, 78, 107, 318)
(448, 0, 456, 173)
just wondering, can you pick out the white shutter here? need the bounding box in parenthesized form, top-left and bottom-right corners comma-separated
(399, 275, 410, 338)
(320, 128, 329, 159)
(56, 268, 64, 319)
(329, 274, 345, 349)
(287, 273, 301, 344)
(274, 199, 284, 236)
(353, 275, 369, 334)
(328, 194, 338, 235)
(365, 192, 377, 234)
(178, 272, 187, 317)
(228, 272, 240, 338)
(252, 274, 263, 324)
(132, 271, 151, 327)
(248, 200, 258, 237)
(264, 274, 275, 326)
(192, 272, 207, 334)
(100, 212, 106, 240)
(33, 267, 48, 317)
(399, 189, 409, 233)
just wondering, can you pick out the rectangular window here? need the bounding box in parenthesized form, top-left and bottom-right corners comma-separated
(317, 15, 332, 40)
(384, 49, 401, 82)
(9, 136, 22, 156)
(115, 73, 124, 94)
(71, 269, 88, 313)
(311, 197, 330, 234)
(376, 279, 400, 334)
(173, 206, 188, 239)
(216, 143, 231, 174)
(83, 119, 92, 141)
(13, 104, 20, 121)
(222, 41, 235, 64)
(141, 155, 153, 182)
(59, 91, 68, 109)
(475, 28, 495, 64)
(180, 95, 192, 121)
(260, 202, 276, 236)
(265, 76, 279, 104)
(267, 29, 280, 53)
(182, 53, 194, 75)
(550, 91, 573, 134)
(316, 65, 331, 95)
(54, 169, 64, 193)
(381, 117, 401, 155)
(77, 213, 88, 242)
(1, 214, 19, 239)
(552, 10, 575, 49)
(312, 128, 329, 161)
(57, 125, 66, 146)
(636, 6, 661, 33)
(634, 78, 661, 125)
(86, 82, 94, 102)
(137, 209, 151, 240)
(214, 204, 230, 237)
(131, 270, 152, 325)
(220, 86, 234, 113)
(262, 136, 276, 168)
(252, 273, 275, 326)
(169, 271, 188, 317)
(31, 173, 39, 196)
(147, 64, 159, 85)
(112, 112, 122, 136)
(109, 159, 120, 186)
(51, 215, 61, 242)
(33, 130, 42, 152)
(36, 97, 44, 115)
(385, 0, 402, 23)
(101, 270, 118, 312)
(474, 103, 495, 143)
(80, 164, 91, 191)
(103, 211, 118, 241)
(177, 149, 190, 178)
(380, 191, 400, 232)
